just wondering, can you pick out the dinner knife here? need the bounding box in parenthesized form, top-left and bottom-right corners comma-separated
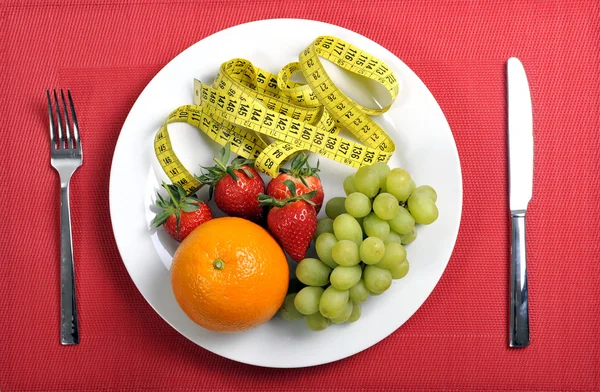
(507, 57, 533, 348)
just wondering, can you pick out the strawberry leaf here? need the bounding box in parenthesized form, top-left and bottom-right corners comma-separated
(218, 142, 231, 166)
(304, 190, 318, 199)
(176, 184, 186, 200)
(226, 167, 240, 182)
(174, 209, 181, 231)
(185, 194, 200, 203)
(197, 143, 259, 186)
(300, 190, 318, 205)
(181, 203, 200, 213)
(299, 176, 309, 187)
(279, 152, 320, 183)
(151, 209, 172, 228)
(313, 160, 321, 179)
(241, 168, 254, 179)
(283, 179, 297, 197)
(258, 193, 287, 208)
(293, 153, 308, 171)
(155, 192, 167, 208)
(258, 194, 275, 204)
(231, 156, 254, 167)
(162, 182, 178, 202)
(196, 166, 225, 186)
(303, 198, 317, 206)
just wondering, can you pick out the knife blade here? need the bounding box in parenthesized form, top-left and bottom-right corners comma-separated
(507, 57, 533, 348)
(508, 58, 534, 211)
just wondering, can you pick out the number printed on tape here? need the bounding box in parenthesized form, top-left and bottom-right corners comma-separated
(154, 36, 399, 194)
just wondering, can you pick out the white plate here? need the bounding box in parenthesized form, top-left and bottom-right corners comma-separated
(109, 18, 462, 368)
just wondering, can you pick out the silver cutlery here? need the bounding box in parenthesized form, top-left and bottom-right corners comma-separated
(507, 58, 533, 348)
(47, 89, 82, 345)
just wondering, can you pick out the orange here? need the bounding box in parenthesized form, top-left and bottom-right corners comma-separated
(170, 217, 289, 332)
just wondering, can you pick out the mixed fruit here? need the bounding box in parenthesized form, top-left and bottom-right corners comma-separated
(279, 162, 438, 330)
(152, 144, 438, 332)
(152, 146, 324, 259)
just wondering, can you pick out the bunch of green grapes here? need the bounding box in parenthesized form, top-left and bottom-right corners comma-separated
(278, 162, 439, 331)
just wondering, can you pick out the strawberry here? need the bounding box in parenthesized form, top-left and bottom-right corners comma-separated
(151, 182, 212, 242)
(266, 153, 324, 213)
(197, 144, 266, 223)
(259, 180, 318, 261)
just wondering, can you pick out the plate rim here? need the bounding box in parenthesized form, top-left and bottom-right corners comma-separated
(109, 17, 463, 368)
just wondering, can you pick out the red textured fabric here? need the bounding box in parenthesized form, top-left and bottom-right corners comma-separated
(2, 0, 599, 390)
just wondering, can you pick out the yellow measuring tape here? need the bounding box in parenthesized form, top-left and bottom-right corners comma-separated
(154, 36, 400, 195)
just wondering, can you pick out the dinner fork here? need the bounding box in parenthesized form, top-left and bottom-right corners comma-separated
(47, 89, 82, 345)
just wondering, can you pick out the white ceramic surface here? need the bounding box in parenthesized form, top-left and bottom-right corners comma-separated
(109, 18, 462, 368)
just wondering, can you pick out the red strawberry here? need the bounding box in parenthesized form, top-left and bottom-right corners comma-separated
(259, 180, 318, 261)
(151, 182, 212, 242)
(266, 153, 324, 213)
(197, 144, 266, 223)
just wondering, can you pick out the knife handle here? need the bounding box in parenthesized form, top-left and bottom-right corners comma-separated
(510, 212, 530, 347)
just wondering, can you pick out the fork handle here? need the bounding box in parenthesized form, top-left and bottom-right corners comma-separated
(509, 212, 529, 347)
(60, 182, 79, 345)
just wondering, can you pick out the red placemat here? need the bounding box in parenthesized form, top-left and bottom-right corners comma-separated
(2, 0, 599, 390)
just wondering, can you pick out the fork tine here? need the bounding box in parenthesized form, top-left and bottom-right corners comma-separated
(46, 90, 56, 148)
(53, 89, 63, 149)
(60, 89, 72, 149)
(67, 90, 80, 147)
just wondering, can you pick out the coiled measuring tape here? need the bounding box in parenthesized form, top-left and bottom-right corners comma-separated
(154, 36, 399, 195)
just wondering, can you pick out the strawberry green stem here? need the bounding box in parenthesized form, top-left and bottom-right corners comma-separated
(226, 167, 239, 181)
(213, 157, 227, 171)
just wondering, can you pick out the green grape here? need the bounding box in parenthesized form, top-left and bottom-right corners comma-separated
(330, 300, 354, 323)
(343, 173, 359, 195)
(354, 166, 380, 198)
(333, 213, 363, 245)
(349, 279, 370, 303)
(306, 312, 330, 331)
(330, 265, 362, 290)
(296, 258, 332, 286)
(348, 302, 362, 323)
(373, 192, 400, 220)
(384, 231, 403, 244)
(413, 185, 437, 202)
(387, 207, 415, 235)
(370, 162, 390, 192)
(279, 293, 303, 320)
(376, 242, 406, 269)
(315, 233, 339, 268)
(390, 259, 410, 279)
(386, 168, 415, 202)
(319, 286, 350, 318)
(364, 265, 393, 294)
(359, 236, 385, 265)
(401, 227, 417, 245)
(294, 286, 324, 315)
(363, 212, 390, 240)
(316, 218, 334, 237)
(408, 192, 439, 224)
(345, 192, 372, 218)
(326, 197, 347, 219)
(331, 240, 361, 267)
